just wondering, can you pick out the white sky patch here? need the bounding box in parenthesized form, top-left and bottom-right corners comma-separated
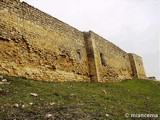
(21, 0, 160, 80)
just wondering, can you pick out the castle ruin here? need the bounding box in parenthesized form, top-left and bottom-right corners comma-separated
(0, 0, 146, 82)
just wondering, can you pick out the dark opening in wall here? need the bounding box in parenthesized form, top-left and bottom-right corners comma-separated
(59, 49, 66, 57)
(77, 49, 81, 59)
(100, 52, 106, 66)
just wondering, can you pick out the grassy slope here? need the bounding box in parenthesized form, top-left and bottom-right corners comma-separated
(0, 76, 160, 120)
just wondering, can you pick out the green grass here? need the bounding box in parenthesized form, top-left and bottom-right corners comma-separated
(0, 75, 160, 119)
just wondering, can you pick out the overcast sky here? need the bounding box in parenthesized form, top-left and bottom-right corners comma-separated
(21, 0, 160, 80)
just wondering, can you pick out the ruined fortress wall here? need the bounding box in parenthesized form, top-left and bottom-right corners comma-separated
(88, 31, 133, 82)
(0, 0, 146, 82)
(0, 0, 90, 81)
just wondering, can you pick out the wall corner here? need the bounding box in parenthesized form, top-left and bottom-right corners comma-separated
(128, 53, 146, 79)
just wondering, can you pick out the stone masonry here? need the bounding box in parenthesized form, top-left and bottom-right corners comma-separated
(0, 0, 146, 82)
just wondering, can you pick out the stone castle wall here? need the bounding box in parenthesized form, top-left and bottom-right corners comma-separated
(0, 0, 146, 82)
(128, 54, 146, 79)
(88, 31, 133, 82)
